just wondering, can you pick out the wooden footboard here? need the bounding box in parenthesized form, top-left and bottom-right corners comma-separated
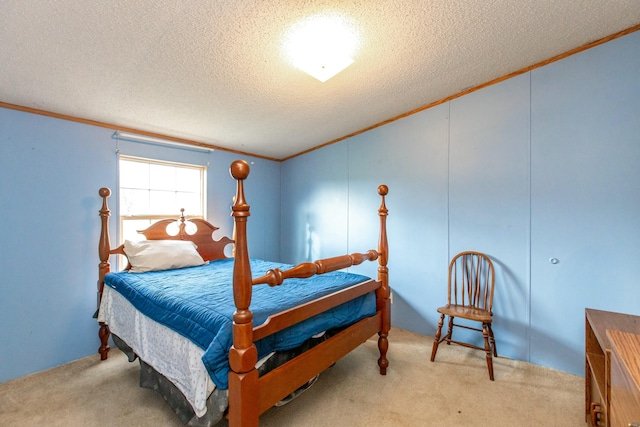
(227, 160, 389, 426)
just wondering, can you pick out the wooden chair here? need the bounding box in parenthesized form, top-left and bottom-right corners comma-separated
(430, 251, 497, 380)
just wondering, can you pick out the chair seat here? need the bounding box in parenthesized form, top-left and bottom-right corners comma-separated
(436, 304, 492, 323)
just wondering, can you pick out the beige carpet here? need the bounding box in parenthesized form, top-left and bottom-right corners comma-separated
(0, 328, 585, 426)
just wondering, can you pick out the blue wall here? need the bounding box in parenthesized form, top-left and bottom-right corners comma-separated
(0, 111, 115, 383)
(0, 111, 280, 382)
(280, 30, 640, 375)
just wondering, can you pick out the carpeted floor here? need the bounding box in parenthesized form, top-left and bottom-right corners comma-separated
(0, 328, 585, 426)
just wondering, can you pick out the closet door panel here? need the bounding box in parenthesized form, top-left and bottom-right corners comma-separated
(530, 31, 640, 374)
(449, 73, 530, 360)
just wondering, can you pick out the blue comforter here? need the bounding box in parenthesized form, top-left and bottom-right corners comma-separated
(103, 258, 376, 389)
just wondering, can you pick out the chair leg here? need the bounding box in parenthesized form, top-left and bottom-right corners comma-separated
(482, 322, 494, 381)
(446, 316, 455, 345)
(487, 323, 497, 357)
(430, 313, 445, 362)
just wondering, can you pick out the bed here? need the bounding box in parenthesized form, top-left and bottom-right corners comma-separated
(96, 159, 390, 426)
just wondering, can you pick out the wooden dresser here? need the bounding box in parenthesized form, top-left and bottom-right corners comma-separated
(585, 308, 640, 427)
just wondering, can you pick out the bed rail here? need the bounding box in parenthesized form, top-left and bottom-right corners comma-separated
(252, 279, 381, 341)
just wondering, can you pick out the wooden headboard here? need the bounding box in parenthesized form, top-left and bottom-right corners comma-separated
(131, 211, 234, 262)
(98, 188, 233, 265)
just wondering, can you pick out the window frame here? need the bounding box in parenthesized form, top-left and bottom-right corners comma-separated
(118, 155, 207, 245)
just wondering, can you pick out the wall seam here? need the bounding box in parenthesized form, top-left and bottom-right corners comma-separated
(447, 101, 451, 261)
(347, 140, 350, 258)
(527, 71, 533, 363)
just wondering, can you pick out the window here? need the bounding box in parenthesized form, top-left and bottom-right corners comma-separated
(119, 156, 206, 243)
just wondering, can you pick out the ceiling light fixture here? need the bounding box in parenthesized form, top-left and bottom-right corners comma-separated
(284, 14, 360, 83)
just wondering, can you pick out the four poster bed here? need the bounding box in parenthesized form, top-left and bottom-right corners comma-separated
(96, 159, 390, 426)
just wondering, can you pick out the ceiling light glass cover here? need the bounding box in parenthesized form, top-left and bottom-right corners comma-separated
(284, 14, 360, 82)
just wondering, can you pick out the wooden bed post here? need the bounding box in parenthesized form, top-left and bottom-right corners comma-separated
(227, 160, 259, 427)
(97, 187, 112, 360)
(376, 185, 390, 375)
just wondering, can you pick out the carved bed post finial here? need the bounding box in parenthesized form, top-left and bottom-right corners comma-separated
(376, 184, 390, 375)
(179, 208, 186, 239)
(98, 187, 112, 360)
(227, 160, 259, 426)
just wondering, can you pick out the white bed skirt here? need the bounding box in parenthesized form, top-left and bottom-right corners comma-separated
(98, 286, 213, 417)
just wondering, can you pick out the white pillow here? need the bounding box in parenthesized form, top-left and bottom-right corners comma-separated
(123, 239, 206, 273)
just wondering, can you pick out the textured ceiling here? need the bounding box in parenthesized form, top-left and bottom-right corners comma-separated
(1, 1, 639, 160)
